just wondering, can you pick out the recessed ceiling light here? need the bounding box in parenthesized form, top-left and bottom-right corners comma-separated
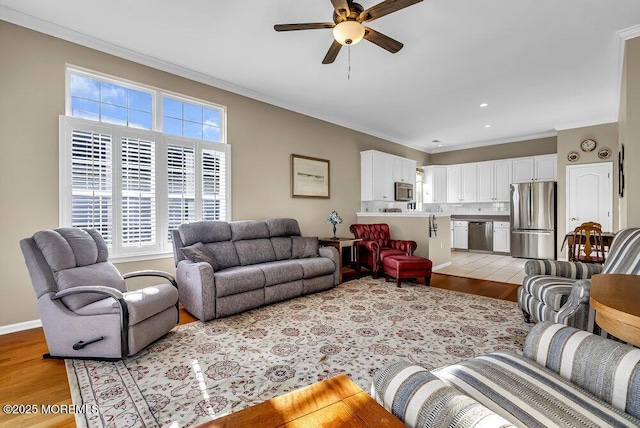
(484, 124, 491, 128)
(437, 144, 443, 147)
(480, 103, 488, 107)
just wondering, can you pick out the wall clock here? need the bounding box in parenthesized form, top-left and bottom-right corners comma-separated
(580, 139, 596, 152)
(567, 151, 580, 162)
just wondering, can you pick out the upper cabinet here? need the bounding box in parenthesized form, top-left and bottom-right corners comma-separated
(447, 164, 477, 203)
(423, 166, 447, 203)
(512, 154, 557, 183)
(477, 160, 512, 202)
(361, 150, 416, 202)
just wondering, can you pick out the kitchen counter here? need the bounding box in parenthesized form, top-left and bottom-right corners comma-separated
(356, 212, 450, 218)
(450, 214, 510, 222)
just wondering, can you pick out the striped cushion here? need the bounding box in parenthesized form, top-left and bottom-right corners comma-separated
(602, 228, 640, 274)
(521, 275, 575, 311)
(434, 351, 640, 427)
(372, 361, 515, 428)
(525, 259, 603, 279)
(524, 322, 640, 419)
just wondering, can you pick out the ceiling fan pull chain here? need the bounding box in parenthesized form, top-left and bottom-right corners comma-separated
(348, 45, 351, 80)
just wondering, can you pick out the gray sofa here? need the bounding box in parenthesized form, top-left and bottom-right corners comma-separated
(373, 322, 640, 427)
(171, 218, 340, 321)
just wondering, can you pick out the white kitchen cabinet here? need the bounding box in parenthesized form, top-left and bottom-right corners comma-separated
(361, 150, 416, 201)
(477, 160, 512, 202)
(423, 166, 447, 203)
(452, 220, 468, 249)
(493, 221, 510, 253)
(393, 157, 417, 184)
(447, 164, 477, 203)
(512, 155, 557, 183)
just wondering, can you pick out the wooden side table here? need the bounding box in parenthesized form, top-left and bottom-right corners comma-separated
(590, 274, 640, 347)
(198, 374, 404, 428)
(319, 237, 362, 283)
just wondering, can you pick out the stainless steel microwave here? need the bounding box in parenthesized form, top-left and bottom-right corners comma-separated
(394, 182, 414, 201)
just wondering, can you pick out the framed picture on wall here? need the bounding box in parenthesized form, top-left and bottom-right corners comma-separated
(618, 144, 625, 197)
(291, 154, 330, 198)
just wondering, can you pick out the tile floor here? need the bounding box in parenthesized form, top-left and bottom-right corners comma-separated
(434, 251, 527, 284)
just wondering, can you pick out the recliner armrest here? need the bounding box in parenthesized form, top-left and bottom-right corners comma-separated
(123, 270, 178, 288)
(389, 239, 417, 255)
(524, 259, 603, 279)
(52, 285, 124, 301)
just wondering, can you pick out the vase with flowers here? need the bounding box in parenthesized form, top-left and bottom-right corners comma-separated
(327, 211, 343, 240)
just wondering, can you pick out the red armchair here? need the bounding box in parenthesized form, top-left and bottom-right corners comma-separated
(350, 223, 417, 278)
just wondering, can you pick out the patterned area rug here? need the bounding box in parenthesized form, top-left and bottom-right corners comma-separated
(66, 277, 531, 427)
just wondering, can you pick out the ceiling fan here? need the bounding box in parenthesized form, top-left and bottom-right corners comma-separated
(274, 0, 424, 64)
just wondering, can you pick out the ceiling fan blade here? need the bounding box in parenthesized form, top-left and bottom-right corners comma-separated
(363, 27, 403, 53)
(274, 23, 335, 32)
(359, 0, 423, 22)
(331, 0, 350, 19)
(322, 40, 342, 64)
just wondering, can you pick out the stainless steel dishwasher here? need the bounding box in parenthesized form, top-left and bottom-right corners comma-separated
(468, 221, 493, 252)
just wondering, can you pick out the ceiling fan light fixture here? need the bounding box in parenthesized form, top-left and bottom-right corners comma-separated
(333, 21, 365, 45)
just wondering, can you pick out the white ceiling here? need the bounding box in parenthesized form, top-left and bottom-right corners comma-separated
(2, 0, 640, 153)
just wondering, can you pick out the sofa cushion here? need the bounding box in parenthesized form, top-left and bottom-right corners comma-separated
(204, 242, 240, 270)
(291, 236, 319, 259)
(265, 218, 301, 237)
(178, 221, 232, 246)
(230, 220, 270, 241)
(297, 257, 335, 278)
(524, 322, 640, 419)
(373, 361, 515, 428)
(521, 275, 575, 311)
(258, 260, 304, 286)
(434, 351, 640, 427)
(213, 266, 265, 297)
(181, 242, 222, 271)
(271, 237, 293, 260)
(234, 239, 277, 266)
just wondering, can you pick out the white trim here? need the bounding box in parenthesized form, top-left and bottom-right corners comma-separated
(0, 319, 42, 335)
(0, 6, 402, 148)
(433, 261, 452, 270)
(554, 119, 618, 132)
(427, 131, 557, 154)
(615, 24, 640, 120)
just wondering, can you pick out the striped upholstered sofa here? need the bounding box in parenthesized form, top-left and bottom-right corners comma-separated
(518, 228, 640, 331)
(373, 322, 640, 427)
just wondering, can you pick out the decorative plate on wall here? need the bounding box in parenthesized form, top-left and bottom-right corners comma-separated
(567, 151, 580, 162)
(597, 147, 612, 159)
(580, 139, 597, 152)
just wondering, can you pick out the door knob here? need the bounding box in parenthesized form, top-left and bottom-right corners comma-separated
(570, 217, 578, 221)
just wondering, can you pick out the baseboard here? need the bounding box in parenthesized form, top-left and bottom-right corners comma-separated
(433, 261, 452, 271)
(0, 319, 42, 335)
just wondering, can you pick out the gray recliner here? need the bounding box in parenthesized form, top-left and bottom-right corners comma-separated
(20, 227, 179, 359)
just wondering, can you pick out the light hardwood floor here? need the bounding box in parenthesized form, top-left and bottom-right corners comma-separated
(0, 275, 518, 427)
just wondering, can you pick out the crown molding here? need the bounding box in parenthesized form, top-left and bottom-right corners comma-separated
(0, 6, 406, 148)
(426, 130, 558, 154)
(613, 24, 640, 120)
(554, 119, 617, 132)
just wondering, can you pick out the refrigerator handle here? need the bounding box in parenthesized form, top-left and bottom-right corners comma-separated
(529, 184, 533, 227)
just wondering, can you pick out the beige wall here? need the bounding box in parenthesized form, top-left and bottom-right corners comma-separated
(428, 136, 557, 165)
(619, 36, 640, 228)
(0, 21, 430, 327)
(556, 123, 619, 258)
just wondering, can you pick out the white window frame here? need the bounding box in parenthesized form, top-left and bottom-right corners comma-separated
(61, 67, 230, 262)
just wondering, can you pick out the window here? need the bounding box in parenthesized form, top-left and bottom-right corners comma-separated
(61, 68, 229, 261)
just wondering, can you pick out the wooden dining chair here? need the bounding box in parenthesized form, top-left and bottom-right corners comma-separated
(570, 222, 606, 264)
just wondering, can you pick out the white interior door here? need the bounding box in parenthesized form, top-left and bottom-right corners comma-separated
(566, 162, 613, 232)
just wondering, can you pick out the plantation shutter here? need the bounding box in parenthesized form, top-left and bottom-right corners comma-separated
(121, 135, 156, 247)
(202, 149, 227, 220)
(70, 128, 113, 244)
(167, 144, 196, 239)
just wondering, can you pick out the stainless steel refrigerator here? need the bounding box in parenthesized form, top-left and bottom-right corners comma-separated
(510, 181, 557, 259)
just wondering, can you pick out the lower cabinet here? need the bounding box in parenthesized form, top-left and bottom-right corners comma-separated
(452, 221, 468, 250)
(493, 221, 510, 253)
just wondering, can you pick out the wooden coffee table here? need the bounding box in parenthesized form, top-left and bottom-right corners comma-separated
(198, 374, 404, 428)
(590, 274, 640, 347)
